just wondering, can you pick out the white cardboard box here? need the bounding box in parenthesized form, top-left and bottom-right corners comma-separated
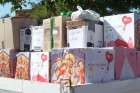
(30, 52, 49, 82)
(104, 13, 140, 48)
(20, 28, 31, 51)
(51, 48, 114, 85)
(30, 26, 44, 51)
(67, 20, 103, 48)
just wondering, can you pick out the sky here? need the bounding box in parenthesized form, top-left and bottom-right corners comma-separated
(0, 0, 41, 17)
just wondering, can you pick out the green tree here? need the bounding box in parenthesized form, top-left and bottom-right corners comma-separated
(0, 0, 29, 11)
(30, 0, 140, 19)
(1, 0, 140, 19)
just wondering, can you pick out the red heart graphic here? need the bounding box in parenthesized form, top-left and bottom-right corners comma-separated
(105, 51, 113, 64)
(41, 53, 48, 62)
(114, 39, 128, 47)
(122, 16, 132, 25)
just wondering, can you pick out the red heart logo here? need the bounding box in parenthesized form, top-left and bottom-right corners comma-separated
(122, 16, 132, 25)
(105, 51, 113, 64)
(41, 53, 48, 62)
(114, 39, 128, 47)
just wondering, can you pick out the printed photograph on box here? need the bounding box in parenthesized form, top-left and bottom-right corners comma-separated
(51, 48, 114, 85)
(30, 52, 49, 82)
(15, 52, 30, 80)
(0, 49, 17, 78)
(51, 48, 85, 85)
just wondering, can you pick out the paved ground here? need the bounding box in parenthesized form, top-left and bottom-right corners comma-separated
(0, 90, 21, 93)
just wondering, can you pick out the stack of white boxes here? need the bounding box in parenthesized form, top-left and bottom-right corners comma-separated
(1, 13, 140, 87)
(50, 18, 107, 85)
(20, 26, 44, 51)
(18, 26, 50, 82)
(49, 13, 140, 86)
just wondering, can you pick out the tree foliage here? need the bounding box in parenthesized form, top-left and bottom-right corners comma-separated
(1, 0, 140, 19)
(30, 0, 140, 19)
(0, 0, 29, 11)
